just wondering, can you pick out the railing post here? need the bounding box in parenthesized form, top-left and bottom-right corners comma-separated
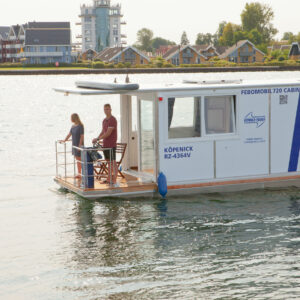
(64, 142, 67, 179)
(110, 148, 112, 185)
(55, 141, 58, 177)
(73, 145, 76, 179)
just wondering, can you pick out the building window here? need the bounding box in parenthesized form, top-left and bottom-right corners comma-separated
(168, 97, 201, 139)
(204, 96, 236, 135)
(124, 49, 136, 63)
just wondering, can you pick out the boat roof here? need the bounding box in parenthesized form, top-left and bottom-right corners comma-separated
(54, 78, 300, 96)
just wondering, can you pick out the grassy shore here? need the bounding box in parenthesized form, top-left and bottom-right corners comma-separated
(1, 60, 300, 75)
(2, 65, 300, 76)
(1, 58, 300, 71)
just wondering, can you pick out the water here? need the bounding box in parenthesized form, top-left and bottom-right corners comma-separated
(1, 72, 300, 299)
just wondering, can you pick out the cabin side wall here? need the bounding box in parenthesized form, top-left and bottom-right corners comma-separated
(157, 86, 300, 185)
(271, 89, 300, 173)
(215, 92, 269, 178)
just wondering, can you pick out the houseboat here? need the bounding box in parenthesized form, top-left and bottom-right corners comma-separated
(54, 78, 300, 199)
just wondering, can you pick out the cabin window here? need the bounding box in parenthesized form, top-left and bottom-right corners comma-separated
(168, 97, 201, 139)
(204, 96, 236, 135)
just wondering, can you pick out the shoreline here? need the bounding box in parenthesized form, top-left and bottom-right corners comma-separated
(1, 65, 300, 75)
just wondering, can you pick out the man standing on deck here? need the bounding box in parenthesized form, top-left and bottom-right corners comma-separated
(92, 104, 118, 187)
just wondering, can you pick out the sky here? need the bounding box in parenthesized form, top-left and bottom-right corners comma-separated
(1, 0, 300, 45)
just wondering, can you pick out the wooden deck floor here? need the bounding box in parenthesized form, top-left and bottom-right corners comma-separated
(57, 172, 157, 194)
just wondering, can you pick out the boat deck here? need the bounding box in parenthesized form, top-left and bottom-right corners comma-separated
(55, 172, 157, 199)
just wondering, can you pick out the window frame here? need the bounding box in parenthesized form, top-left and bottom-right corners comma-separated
(202, 95, 237, 138)
(164, 92, 239, 143)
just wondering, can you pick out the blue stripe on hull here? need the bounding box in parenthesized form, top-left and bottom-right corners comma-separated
(288, 93, 300, 172)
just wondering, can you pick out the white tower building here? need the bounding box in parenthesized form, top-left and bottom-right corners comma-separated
(79, 0, 126, 53)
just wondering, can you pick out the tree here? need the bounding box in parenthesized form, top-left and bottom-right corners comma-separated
(216, 21, 227, 39)
(256, 43, 268, 55)
(195, 33, 215, 45)
(248, 29, 263, 45)
(136, 28, 154, 52)
(181, 31, 189, 45)
(219, 23, 235, 46)
(151, 37, 176, 50)
(233, 31, 248, 44)
(282, 32, 294, 41)
(241, 2, 278, 43)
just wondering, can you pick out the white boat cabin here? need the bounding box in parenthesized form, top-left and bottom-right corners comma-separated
(54, 78, 300, 199)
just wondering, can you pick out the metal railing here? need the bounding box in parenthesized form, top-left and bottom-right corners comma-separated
(55, 140, 114, 189)
(55, 140, 74, 179)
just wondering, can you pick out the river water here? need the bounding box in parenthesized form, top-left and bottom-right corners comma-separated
(1, 72, 300, 299)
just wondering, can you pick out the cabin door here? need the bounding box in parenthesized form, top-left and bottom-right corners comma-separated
(129, 97, 138, 169)
(138, 98, 155, 176)
(120, 95, 138, 170)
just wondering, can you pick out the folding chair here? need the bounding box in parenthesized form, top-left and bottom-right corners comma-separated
(94, 142, 127, 181)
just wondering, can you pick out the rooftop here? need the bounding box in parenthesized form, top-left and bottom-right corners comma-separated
(54, 78, 300, 96)
(25, 28, 71, 45)
(0, 26, 10, 40)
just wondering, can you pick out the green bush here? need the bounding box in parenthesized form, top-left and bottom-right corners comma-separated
(252, 62, 265, 66)
(116, 62, 126, 68)
(0, 63, 23, 68)
(179, 64, 193, 68)
(134, 64, 151, 68)
(123, 62, 131, 68)
(163, 63, 175, 68)
(92, 61, 105, 69)
(278, 56, 285, 62)
(72, 63, 90, 68)
(285, 59, 297, 65)
(155, 61, 164, 68)
(212, 60, 237, 67)
(104, 63, 115, 68)
(264, 60, 286, 66)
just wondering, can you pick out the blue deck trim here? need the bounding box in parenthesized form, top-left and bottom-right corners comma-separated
(288, 93, 300, 172)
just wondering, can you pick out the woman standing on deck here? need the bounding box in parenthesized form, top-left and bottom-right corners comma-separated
(61, 113, 84, 179)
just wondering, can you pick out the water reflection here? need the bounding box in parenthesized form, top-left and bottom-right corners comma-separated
(70, 199, 160, 269)
(52, 190, 300, 298)
(288, 194, 300, 251)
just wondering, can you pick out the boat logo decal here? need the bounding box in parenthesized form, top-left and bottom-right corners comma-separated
(244, 112, 266, 128)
